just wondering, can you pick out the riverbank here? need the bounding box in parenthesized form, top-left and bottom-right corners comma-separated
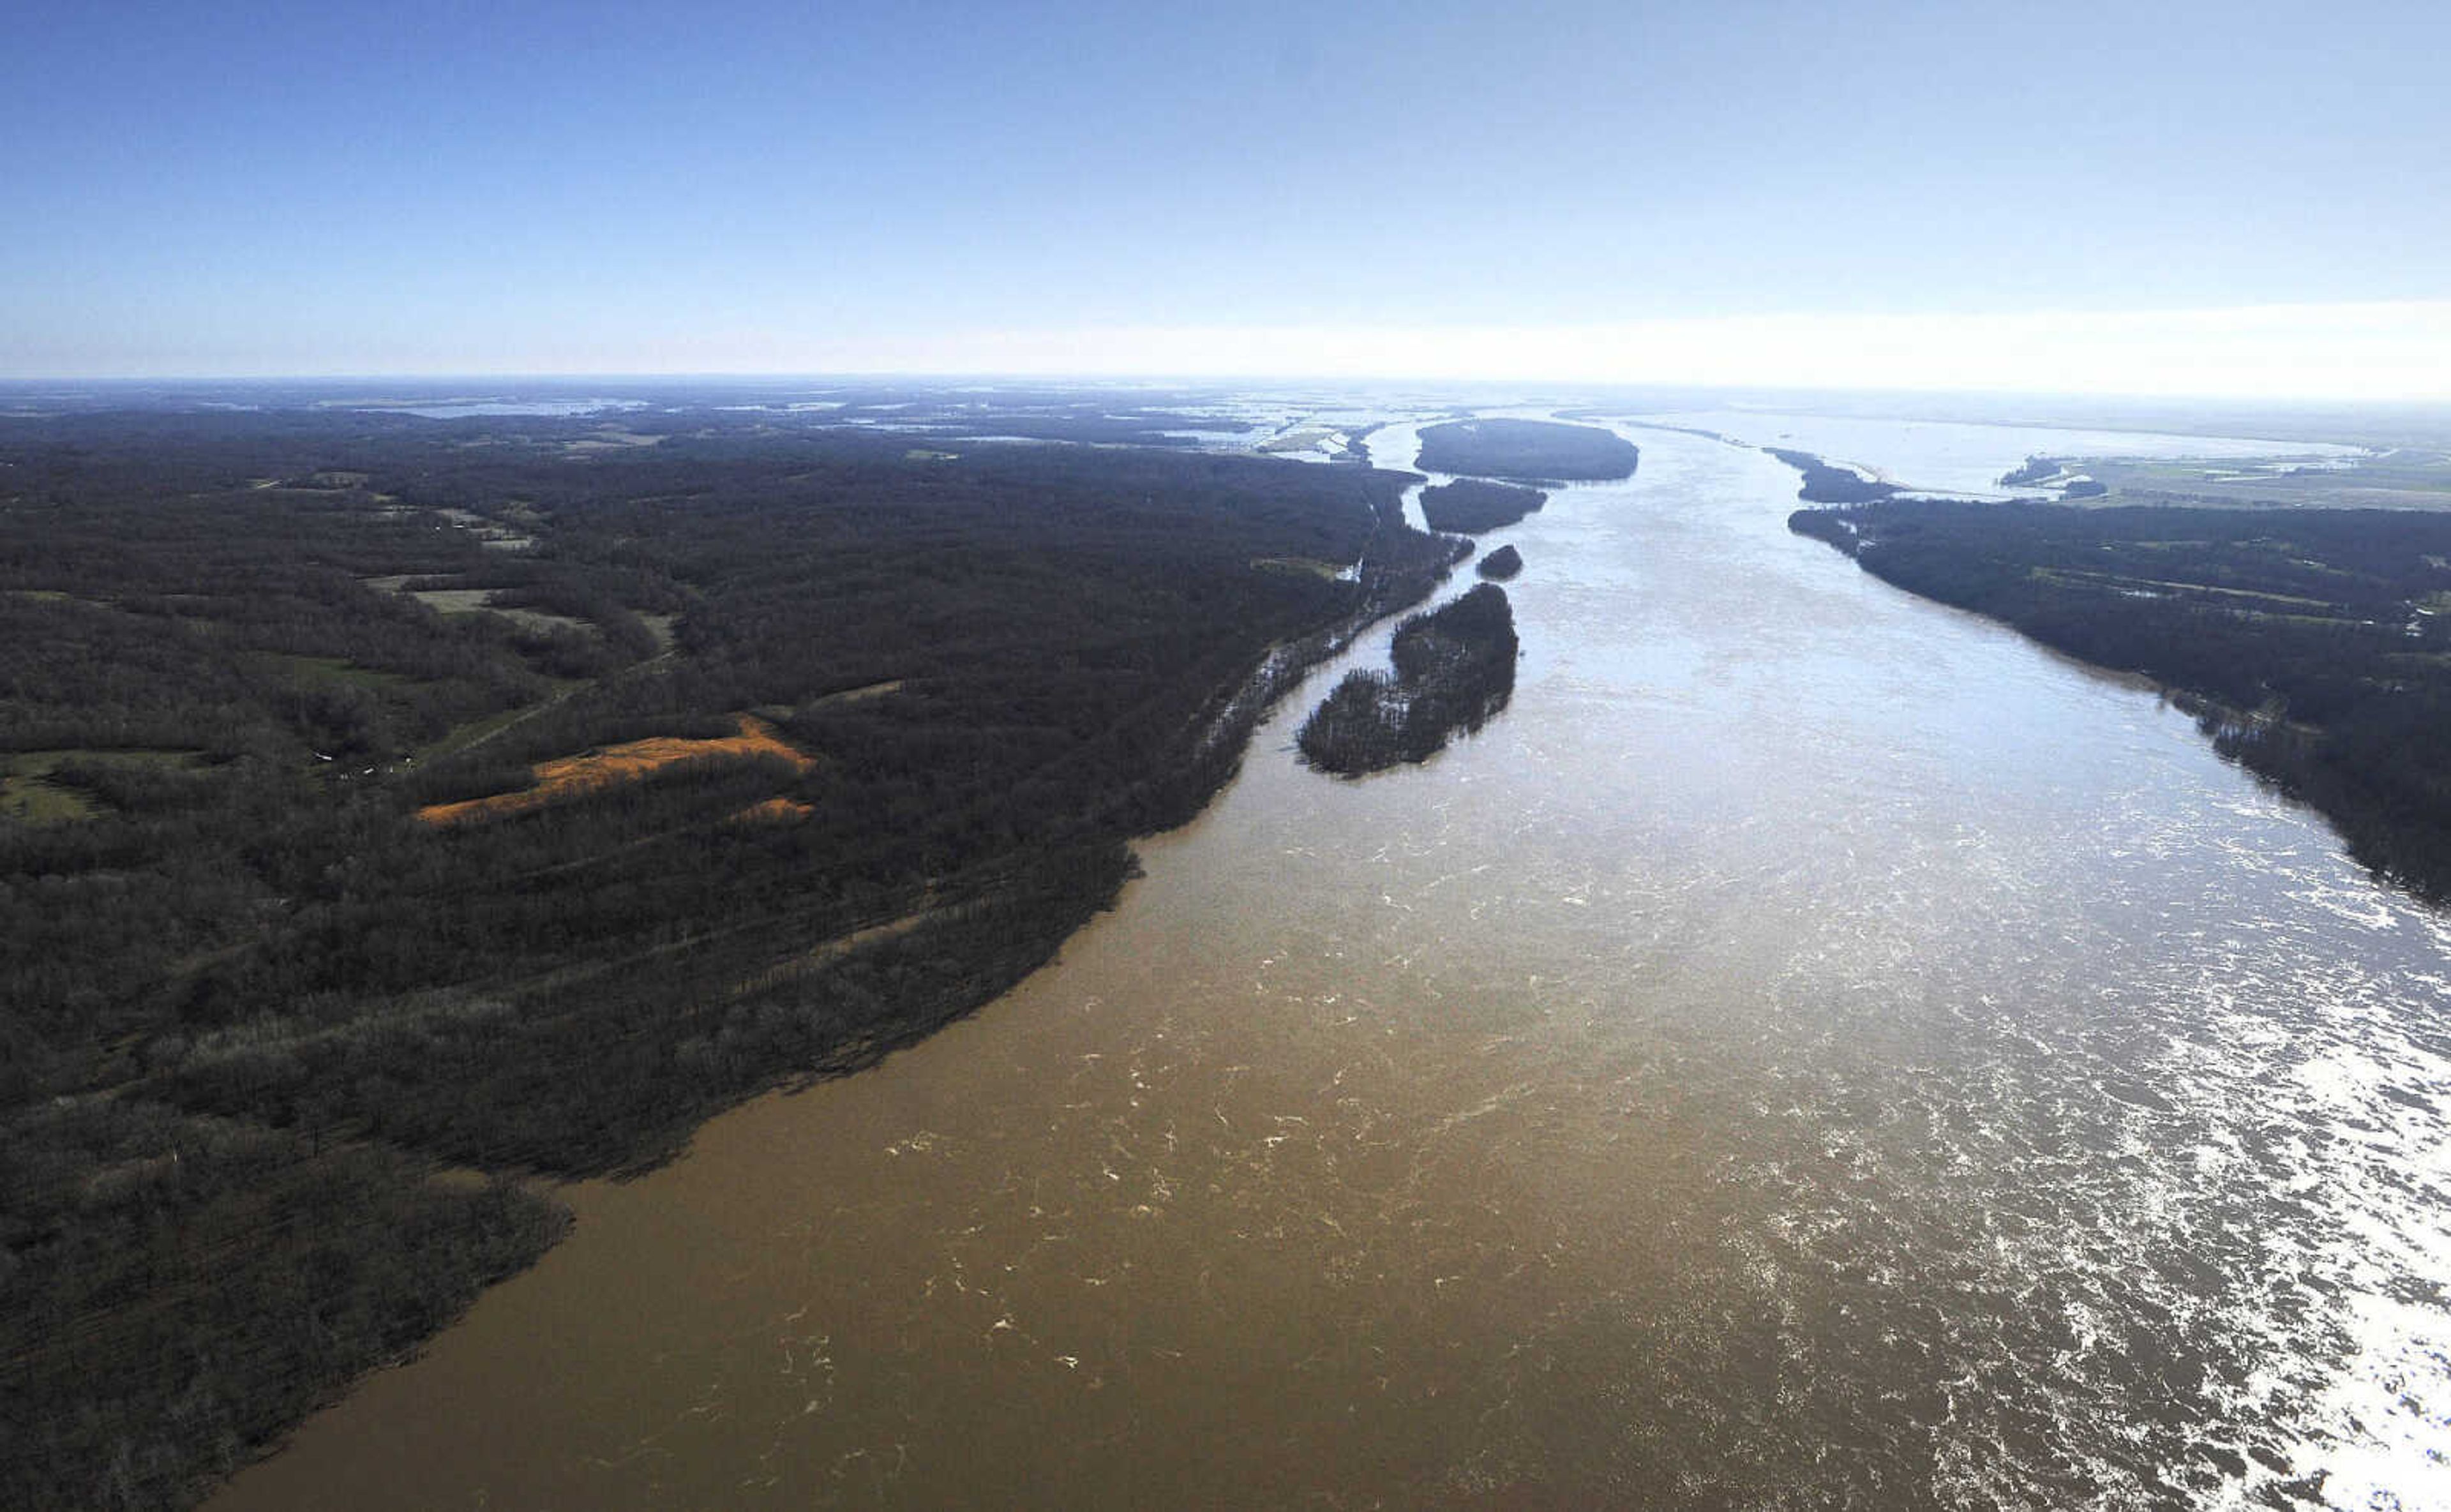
(1789, 496, 2451, 901)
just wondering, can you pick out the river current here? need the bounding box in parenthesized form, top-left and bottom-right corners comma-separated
(217, 419, 2451, 1509)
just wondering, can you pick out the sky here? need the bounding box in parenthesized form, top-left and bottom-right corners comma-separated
(5, 0, 2448, 397)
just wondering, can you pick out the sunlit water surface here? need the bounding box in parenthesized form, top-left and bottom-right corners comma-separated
(1634, 409, 2365, 496)
(216, 423, 2451, 1510)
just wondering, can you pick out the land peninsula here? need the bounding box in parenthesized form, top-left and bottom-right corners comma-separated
(1765, 446, 1900, 504)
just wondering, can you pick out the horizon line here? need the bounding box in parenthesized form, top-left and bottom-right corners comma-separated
(7, 299, 2451, 406)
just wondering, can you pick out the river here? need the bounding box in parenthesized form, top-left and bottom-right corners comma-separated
(215, 419, 2451, 1509)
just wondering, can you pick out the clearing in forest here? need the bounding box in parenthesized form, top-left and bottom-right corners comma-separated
(417, 715, 816, 827)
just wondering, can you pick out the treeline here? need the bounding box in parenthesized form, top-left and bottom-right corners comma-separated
(0, 410, 1447, 1509)
(1298, 583, 1518, 775)
(1417, 419, 1639, 481)
(1790, 498, 2451, 899)
(1477, 544, 1524, 580)
(1765, 447, 1900, 504)
(1420, 479, 1546, 533)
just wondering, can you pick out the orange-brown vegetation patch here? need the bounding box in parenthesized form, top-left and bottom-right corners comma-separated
(417, 715, 815, 827)
(729, 797, 814, 825)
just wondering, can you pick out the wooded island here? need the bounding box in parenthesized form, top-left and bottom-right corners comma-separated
(1297, 584, 1519, 775)
(1419, 478, 1547, 533)
(1416, 418, 1638, 482)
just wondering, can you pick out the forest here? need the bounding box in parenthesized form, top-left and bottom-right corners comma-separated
(1416, 419, 1638, 481)
(0, 407, 1451, 1509)
(1419, 478, 1547, 534)
(1297, 584, 1518, 775)
(1789, 498, 2451, 899)
(1476, 544, 1524, 580)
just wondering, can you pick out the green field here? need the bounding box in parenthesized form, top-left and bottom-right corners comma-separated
(0, 749, 206, 823)
(2063, 448, 2451, 511)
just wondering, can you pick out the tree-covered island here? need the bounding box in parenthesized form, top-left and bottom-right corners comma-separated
(1296, 583, 1519, 775)
(1416, 418, 1639, 482)
(1420, 478, 1547, 533)
(1476, 544, 1524, 580)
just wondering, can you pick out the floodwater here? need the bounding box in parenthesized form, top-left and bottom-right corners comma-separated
(1634, 409, 2366, 497)
(216, 422, 2451, 1510)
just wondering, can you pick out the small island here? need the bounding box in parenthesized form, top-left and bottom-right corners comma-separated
(1418, 418, 1640, 481)
(1420, 478, 1547, 533)
(1766, 446, 1899, 504)
(1476, 544, 1523, 580)
(1298, 584, 1519, 775)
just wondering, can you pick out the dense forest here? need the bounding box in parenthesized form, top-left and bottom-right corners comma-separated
(1765, 447, 1900, 504)
(1476, 544, 1524, 580)
(1297, 584, 1518, 775)
(1416, 419, 1639, 481)
(1419, 479, 1547, 533)
(1790, 498, 2451, 898)
(0, 407, 1453, 1509)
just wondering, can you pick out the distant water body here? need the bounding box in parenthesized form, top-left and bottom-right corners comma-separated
(218, 415, 2451, 1510)
(1638, 408, 2364, 496)
(323, 398, 647, 419)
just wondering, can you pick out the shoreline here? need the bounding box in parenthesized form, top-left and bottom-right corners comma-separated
(1790, 498, 2451, 904)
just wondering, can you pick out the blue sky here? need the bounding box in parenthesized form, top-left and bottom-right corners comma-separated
(6, 0, 2449, 393)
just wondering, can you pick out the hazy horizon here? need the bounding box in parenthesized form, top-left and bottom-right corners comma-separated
(7, 1, 2448, 398)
